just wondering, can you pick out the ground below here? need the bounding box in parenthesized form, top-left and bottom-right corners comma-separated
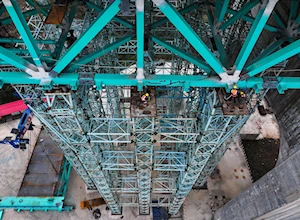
(242, 138, 280, 182)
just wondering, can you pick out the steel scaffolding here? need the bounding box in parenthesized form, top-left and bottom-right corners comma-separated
(0, 0, 300, 216)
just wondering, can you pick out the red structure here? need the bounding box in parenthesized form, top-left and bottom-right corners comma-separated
(0, 100, 27, 118)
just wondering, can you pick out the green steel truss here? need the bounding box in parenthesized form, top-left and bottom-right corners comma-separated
(0, 0, 300, 216)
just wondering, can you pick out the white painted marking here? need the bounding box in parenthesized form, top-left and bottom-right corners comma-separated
(136, 0, 144, 12)
(136, 68, 145, 82)
(2, 0, 12, 6)
(152, 0, 166, 7)
(264, 0, 278, 15)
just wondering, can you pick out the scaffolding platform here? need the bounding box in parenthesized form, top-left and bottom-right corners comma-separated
(130, 87, 157, 117)
(217, 89, 250, 116)
(18, 133, 64, 197)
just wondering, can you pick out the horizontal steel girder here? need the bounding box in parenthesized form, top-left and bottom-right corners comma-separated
(1, 72, 300, 93)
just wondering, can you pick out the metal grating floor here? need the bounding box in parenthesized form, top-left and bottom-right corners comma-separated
(18, 131, 64, 197)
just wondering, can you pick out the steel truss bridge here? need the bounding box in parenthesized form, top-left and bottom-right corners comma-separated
(0, 0, 300, 216)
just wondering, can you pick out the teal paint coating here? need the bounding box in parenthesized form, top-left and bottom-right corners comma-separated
(0, 4, 6, 17)
(226, 8, 278, 32)
(0, 197, 72, 212)
(51, 0, 121, 75)
(218, 0, 230, 22)
(272, 10, 286, 30)
(68, 34, 134, 72)
(0, 9, 37, 25)
(151, 35, 211, 73)
(153, 0, 224, 75)
(136, 9, 144, 69)
(8, 48, 52, 55)
(235, 2, 277, 72)
(214, 0, 222, 21)
(2, 72, 300, 92)
(0, 38, 56, 44)
(149, 2, 202, 30)
(247, 39, 300, 77)
(206, 6, 227, 66)
(4, 0, 44, 68)
(289, 0, 299, 21)
(55, 159, 72, 197)
(220, 0, 260, 30)
(0, 46, 38, 73)
(246, 38, 285, 67)
(85, 1, 133, 29)
(53, 0, 79, 59)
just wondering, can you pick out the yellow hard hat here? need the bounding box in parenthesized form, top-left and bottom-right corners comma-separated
(240, 92, 244, 94)
(145, 93, 149, 96)
(233, 85, 237, 89)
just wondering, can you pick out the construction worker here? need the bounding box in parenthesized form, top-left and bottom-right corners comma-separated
(141, 92, 150, 102)
(231, 85, 238, 103)
(238, 91, 246, 104)
(239, 91, 246, 98)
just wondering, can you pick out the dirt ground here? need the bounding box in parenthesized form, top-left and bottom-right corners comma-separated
(242, 138, 280, 182)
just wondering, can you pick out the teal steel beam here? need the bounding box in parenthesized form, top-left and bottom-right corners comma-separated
(3, 0, 46, 74)
(0, 4, 6, 17)
(0, 197, 72, 212)
(0, 9, 37, 25)
(152, 0, 226, 79)
(206, 6, 227, 66)
(226, 8, 279, 32)
(234, 0, 278, 75)
(246, 38, 285, 66)
(272, 10, 286, 30)
(295, 13, 300, 24)
(7, 48, 52, 55)
(53, 0, 79, 59)
(0, 46, 38, 76)
(151, 35, 211, 73)
(55, 159, 72, 197)
(85, 1, 133, 29)
(218, 0, 230, 22)
(0, 38, 56, 44)
(25, 0, 50, 16)
(67, 33, 134, 72)
(1, 72, 300, 92)
(289, 0, 299, 22)
(246, 39, 300, 77)
(136, 0, 145, 82)
(149, 2, 203, 30)
(220, 0, 260, 30)
(50, 0, 121, 77)
(214, 0, 222, 21)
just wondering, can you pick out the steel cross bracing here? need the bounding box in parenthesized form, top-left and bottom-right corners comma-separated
(1, 0, 300, 216)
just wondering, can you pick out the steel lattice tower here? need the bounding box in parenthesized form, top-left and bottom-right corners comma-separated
(0, 0, 300, 215)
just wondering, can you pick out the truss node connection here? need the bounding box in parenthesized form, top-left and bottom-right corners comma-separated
(1, 0, 300, 216)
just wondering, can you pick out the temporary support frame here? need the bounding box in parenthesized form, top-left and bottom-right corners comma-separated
(0, 0, 300, 216)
